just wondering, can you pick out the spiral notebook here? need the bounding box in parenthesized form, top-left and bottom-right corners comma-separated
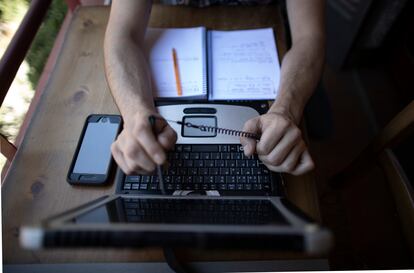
(144, 27, 281, 100)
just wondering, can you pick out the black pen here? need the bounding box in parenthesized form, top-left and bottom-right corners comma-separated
(148, 115, 166, 195)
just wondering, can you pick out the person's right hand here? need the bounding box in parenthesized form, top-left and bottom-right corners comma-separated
(111, 111, 177, 175)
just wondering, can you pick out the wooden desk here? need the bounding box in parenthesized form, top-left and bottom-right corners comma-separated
(2, 5, 321, 264)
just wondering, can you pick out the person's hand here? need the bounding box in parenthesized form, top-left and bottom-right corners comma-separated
(240, 111, 314, 175)
(111, 111, 177, 175)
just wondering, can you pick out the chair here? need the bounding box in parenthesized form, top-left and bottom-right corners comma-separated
(331, 100, 414, 259)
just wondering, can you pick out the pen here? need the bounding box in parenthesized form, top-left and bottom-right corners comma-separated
(148, 115, 166, 195)
(172, 48, 183, 96)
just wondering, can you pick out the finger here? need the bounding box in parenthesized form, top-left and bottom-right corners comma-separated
(111, 142, 134, 175)
(256, 119, 288, 155)
(240, 117, 260, 156)
(278, 141, 306, 173)
(158, 125, 177, 150)
(290, 150, 315, 176)
(120, 137, 156, 173)
(260, 127, 302, 165)
(134, 122, 166, 165)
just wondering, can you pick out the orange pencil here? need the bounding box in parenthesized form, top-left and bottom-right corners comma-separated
(172, 48, 183, 96)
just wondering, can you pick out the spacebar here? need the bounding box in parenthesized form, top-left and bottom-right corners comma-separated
(191, 145, 219, 152)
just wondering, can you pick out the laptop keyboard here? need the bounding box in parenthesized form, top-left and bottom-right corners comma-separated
(123, 198, 288, 225)
(122, 144, 276, 194)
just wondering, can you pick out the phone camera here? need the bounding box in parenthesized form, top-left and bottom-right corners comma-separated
(101, 117, 108, 123)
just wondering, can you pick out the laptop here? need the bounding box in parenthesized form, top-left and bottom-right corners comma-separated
(20, 102, 332, 254)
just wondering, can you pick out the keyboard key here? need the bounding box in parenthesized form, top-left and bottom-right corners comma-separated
(236, 184, 244, 190)
(226, 176, 236, 184)
(175, 145, 183, 152)
(219, 184, 227, 190)
(247, 176, 258, 184)
(220, 167, 230, 175)
(183, 145, 192, 152)
(190, 153, 200, 159)
(205, 160, 214, 167)
(219, 145, 229, 152)
(126, 176, 140, 183)
(141, 176, 151, 183)
(228, 184, 236, 190)
(230, 168, 241, 175)
(205, 176, 214, 183)
(215, 160, 225, 167)
(199, 168, 208, 175)
(192, 145, 219, 152)
(236, 160, 247, 167)
(200, 152, 211, 160)
(221, 153, 231, 160)
(132, 184, 140, 190)
(241, 168, 252, 175)
(231, 153, 242, 160)
(168, 168, 177, 175)
(188, 168, 198, 175)
(181, 152, 190, 160)
(247, 160, 258, 167)
(139, 184, 148, 190)
(230, 145, 238, 152)
(209, 168, 219, 175)
(225, 160, 236, 167)
(214, 176, 225, 184)
(236, 176, 247, 183)
(124, 183, 131, 190)
(253, 184, 263, 190)
(184, 160, 194, 167)
(184, 176, 193, 183)
(194, 176, 203, 183)
(194, 160, 204, 167)
(211, 152, 221, 159)
(258, 176, 270, 184)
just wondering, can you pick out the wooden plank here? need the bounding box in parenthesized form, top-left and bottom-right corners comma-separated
(2, 5, 320, 264)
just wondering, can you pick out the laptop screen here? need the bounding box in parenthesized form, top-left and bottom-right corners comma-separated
(68, 197, 289, 225)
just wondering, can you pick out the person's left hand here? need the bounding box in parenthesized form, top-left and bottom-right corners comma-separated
(240, 111, 314, 176)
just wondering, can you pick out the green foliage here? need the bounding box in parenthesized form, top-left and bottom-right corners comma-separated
(0, 0, 28, 23)
(26, 0, 67, 88)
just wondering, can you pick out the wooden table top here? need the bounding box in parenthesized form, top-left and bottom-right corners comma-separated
(2, 5, 321, 264)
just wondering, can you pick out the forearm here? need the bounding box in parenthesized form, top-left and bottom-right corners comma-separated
(104, 0, 153, 126)
(104, 35, 154, 125)
(271, 36, 325, 124)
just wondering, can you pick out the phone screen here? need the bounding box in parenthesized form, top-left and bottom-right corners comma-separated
(73, 119, 119, 175)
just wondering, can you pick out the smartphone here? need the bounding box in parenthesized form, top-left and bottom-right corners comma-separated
(67, 114, 122, 185)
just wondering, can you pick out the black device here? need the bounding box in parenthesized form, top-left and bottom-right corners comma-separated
(67, 114, 122, 185)
(21, 103, 332, 254)
(116, 102, 281, 196)
(20, 195, 332, 254)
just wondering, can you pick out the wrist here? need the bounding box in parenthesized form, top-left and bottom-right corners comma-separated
(269, 95, 304, 125)
(122, 104, 156, 128)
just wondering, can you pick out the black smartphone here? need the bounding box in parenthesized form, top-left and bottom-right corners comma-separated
(67, 114, 122, 185)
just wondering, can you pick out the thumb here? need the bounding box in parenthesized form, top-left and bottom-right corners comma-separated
(241, 117, 261, 156)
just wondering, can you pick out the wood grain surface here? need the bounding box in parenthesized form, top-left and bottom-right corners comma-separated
(2, 5, 320, 264)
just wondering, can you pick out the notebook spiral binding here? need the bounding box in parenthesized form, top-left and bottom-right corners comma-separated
(193, 123, 260, 140)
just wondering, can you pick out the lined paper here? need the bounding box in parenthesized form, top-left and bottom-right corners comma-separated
(209, 28, 280, 100)
(144, 27, 207, 99)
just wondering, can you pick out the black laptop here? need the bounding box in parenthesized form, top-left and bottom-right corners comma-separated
(20, 102, 332, 254)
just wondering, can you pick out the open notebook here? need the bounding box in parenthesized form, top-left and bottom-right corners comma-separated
(144, 27, 280, 100)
